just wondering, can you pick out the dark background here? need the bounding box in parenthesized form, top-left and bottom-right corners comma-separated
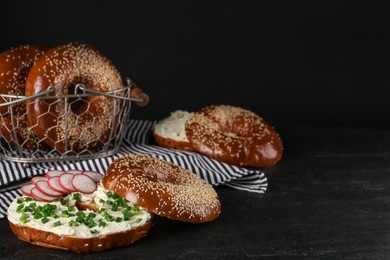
(1, 1, 389, 128)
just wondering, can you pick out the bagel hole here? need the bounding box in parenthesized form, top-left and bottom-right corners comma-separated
(68, 84, 87, 112)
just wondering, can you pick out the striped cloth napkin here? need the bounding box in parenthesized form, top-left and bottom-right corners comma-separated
(0, 120, 268, 218)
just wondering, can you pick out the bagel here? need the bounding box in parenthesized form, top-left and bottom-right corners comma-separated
(153, 110, 195, 151)
(25, 43, 124, 153)
(185, 105, 283, 167)
(102, 154, 221, 223)
(0, 45, 47, 150)
(7, 184, 152, 253)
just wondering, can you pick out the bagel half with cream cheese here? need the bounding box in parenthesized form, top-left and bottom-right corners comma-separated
(8, 184, 152, 253)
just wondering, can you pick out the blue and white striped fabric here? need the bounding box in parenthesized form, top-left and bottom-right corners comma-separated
(0, 120, 267, 218)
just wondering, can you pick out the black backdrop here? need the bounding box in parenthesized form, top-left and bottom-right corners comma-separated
(1, 1, 389, 128)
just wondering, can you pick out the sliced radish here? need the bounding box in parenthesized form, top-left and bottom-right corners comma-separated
(21, 183, 35, 197)
(35, 180, 63, 197)
(46, 170, 65, 178)
(72, 174, 97, 194)
(31, 187, 57, 202)
(82, 171, 103, 182)
(66, 170, 82, 175)
(31, 176, 47, 185)
(59, 173, 77, 192)
(48, 176, 68, 193)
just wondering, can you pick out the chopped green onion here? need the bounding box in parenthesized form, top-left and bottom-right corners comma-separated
(16, 204, 25, 213)
(87, 219, 96, 228)
(41, 217, 49, 224)
(73, 193, 80, 200)
(53, 221, 62, 227)
(62, 210, 70, 218)
(33, 212, 43, 219)
(122, 209, 132, 220)
(67, 205, 75, 212)
(19, 213, 29, 223)
(68, 220, 79, 227)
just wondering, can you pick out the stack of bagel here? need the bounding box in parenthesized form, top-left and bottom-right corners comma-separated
(0, 43, 124, 153)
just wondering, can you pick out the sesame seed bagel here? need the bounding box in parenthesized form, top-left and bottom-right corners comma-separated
(25, 43, 124, 153)
(102, 155, 221, 223)
(185, 105, 283, 167)
(0, 45, 47, 150)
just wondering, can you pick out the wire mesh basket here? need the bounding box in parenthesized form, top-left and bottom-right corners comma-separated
(0, 78, 149, 165)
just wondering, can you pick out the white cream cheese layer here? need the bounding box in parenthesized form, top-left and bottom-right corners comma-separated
(7, 184, 151, 238)
(154, 110, 193, 141)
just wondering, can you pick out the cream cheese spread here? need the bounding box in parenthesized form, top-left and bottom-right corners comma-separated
(7, 184, 151, 238)
(154, 110, 193, 141)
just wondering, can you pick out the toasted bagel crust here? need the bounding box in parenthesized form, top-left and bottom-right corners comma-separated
(9, 218, 152, 253)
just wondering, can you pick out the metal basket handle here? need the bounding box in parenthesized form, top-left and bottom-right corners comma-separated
(130, 84, 149, 107)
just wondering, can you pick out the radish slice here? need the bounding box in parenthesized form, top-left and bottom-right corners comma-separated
(66, 170, 82, 175)
(82, 171, 103, 182)
(72, 174, 97, 194)
(31, 176, 47, 185)
(35, 180, 63, 197)
(59, 173, 77, 192)
(31, 187, 57, 202)
(21, 183, 35, 197)
(47, 176, 68, 193)
(46, 170, 65, 178)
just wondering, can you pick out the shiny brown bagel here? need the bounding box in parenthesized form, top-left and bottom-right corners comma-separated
(25, 43, 124, 153)
(102, 154, 221, 223)
(185, 105, 283, 167)
(0, 45, 47, 150)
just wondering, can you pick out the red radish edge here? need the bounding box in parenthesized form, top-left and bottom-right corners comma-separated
(59, 173, 77, 192)
(35, 180, 63, 197)
(31, 176, 47, 185)
(47, 176, 68, 193)
(82, 171, 103, 182)
(30, 187, 57, 202)
(72, 174, 97, 194)
(21, 183, 35, 197)
(21, 169, 101, 200)
(66, 170, 83, 175)
(46, 170, 65, 178)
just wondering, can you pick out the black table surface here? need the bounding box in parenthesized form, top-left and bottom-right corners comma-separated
(1, 125, 389, 259)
